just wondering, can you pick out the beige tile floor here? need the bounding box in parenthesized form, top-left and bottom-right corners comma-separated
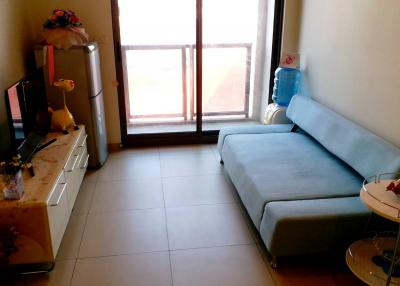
(4, 145, 365, 286)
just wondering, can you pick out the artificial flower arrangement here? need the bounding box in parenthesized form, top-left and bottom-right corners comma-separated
(43, 9, 82, 28)
(42, 9, 89, 50)
(0, 155, 23, 175)
(386, 179, 400, 195)
(0, 155, 30, 200)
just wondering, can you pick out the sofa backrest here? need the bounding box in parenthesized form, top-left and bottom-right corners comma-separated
(286, 95, 400, 179)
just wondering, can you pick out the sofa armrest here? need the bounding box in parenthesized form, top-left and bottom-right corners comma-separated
(217, 124, 293, 155)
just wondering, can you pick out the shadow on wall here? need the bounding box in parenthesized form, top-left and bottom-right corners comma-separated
(298, 68, 312, 98)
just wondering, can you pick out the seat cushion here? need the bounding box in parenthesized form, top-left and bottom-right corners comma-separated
(221, 132, 363, 228)
(217, 124, 293, 155)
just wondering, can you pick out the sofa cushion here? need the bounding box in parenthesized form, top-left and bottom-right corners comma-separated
(217, 124, 293, 156)
(287, 95, 400, 178)
(222, 132, 363, 228)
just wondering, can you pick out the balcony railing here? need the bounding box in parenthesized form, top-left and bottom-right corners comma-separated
(122, 43, 252, 125)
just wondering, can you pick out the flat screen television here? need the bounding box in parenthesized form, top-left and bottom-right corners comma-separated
(2, 68, 50, 160)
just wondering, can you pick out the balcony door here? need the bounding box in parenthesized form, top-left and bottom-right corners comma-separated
(111, 0, 267, 145)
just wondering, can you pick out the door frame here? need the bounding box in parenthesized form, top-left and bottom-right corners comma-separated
(110, 0, 284, 146)
(268, 0, 285, 103)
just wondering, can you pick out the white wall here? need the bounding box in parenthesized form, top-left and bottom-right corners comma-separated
(281, 0, 301, 54)
(25, 0, 121, 143)
(298, 0, 400, 147)
(0, 0, 34, 152)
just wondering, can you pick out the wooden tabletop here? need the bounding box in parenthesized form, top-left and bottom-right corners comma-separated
(360, 180, 400, 223)
(0, 126, 84, 207)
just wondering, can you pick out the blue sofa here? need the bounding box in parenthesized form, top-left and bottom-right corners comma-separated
(218, 95, 400, 261)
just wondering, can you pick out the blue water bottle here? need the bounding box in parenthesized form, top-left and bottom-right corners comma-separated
(272, 67, 301, 106)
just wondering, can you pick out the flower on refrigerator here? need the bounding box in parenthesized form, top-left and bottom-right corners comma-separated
(43, 9, 82, 29)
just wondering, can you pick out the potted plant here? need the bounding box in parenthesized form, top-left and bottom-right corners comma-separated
(0, 155, 25, 200)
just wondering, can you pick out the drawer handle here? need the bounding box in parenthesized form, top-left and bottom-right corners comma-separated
(77, 151, 85, 167)
(78, 134, 88, 148)
(81, 154, 89, 169)
(50, 183, 67, 207)
(65, 154, 79, 172)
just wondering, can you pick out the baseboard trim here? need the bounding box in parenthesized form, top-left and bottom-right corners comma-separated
(107, 143, 122, 152)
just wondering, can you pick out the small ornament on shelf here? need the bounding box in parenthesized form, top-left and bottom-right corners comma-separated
(50, 79, 79, 134)
(42, 9, 89, 50)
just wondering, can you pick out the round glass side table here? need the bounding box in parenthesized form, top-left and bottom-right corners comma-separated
(347, 174, 400, 286)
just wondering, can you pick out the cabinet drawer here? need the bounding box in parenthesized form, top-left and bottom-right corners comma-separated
(65, 133, 88, 213)
(77, 133, 88, 148)
(47, 172, 69, 256)
(63, 131, 87, 173)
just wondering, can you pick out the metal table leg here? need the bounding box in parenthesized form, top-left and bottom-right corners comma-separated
(387, 224, 400, 286)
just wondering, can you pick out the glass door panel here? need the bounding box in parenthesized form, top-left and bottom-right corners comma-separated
(125, 49, 186, 126)
(202, 0, 260, 131)
(202, 47, 248, 114)
(118, 0, 196, 134)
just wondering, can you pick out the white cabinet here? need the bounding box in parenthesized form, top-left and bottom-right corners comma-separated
(64, 133, 88, 215)
(0, 126, 88, 265)
(47, 172, 69, 254)
(46, 127, 88, 258)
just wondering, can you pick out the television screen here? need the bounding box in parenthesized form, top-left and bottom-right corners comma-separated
(0, 96, 12, 160)
(4, 68, 50, 149)
(6, 82, 24, 141)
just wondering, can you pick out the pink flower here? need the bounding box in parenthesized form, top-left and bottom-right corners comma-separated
(71, 15, 80, 23)
(55, 10, 64, 17)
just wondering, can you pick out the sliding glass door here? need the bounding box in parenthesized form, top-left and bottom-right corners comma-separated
(116, 0, 197, 135)
(201, 0, 259, 131)
(111, 0, 266, 145)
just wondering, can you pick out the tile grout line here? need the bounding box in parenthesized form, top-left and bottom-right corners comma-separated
(67, 259, 78, 286)
(168, 242, 256, 253)
(95, 170, 224, 182)
(68, 145, 266, 285)
(73, 242, 258, 261)
(159, 152, 215, 159)
(158, 146, 175, 286)
(85, 201, 239, 216)
(209, 144, 221, 164)
(254, 243, 278, 286)
(159, 172, 223, 179)
(163, 172, 226, 179)
(68, 172, 100, 286)
(218, 168, 276, 284)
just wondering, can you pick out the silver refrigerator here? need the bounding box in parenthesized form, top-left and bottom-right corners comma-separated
(34, 42, 108, 167)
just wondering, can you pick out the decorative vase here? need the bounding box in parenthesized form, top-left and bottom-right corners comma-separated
(2, 170, 24, 200)
(42, 27, 89, 50)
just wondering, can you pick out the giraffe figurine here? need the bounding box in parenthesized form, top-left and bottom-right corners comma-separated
(50, 79, 79, 134)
